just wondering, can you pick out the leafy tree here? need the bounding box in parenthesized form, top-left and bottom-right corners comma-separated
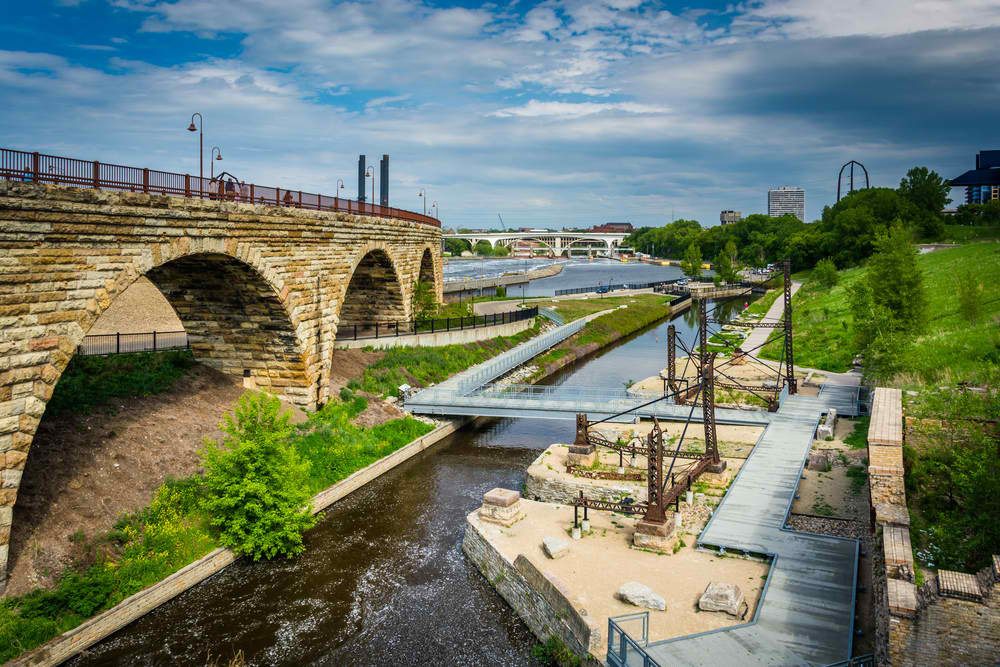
(473, 240, 495, 256)
(866, 225, 926, 331)
(811, 258, 839, 289)
(848, 280, 907, 381)
(955, 269, 984, 323)
(444, 238, 470, 256)
(952, 200, 1000, 227)
(899, 166, 951, 215)
(681, 243, 702, 279)
(712, 248, 737, 283)
(411, 280, 438, 322)
(200, 392, 316, 560)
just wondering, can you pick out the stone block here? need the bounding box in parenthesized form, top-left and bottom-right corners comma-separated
(887, 579, 918, 618)
(543, 536, 570, 560)
(617, 581, 666, 611)
(816, 423, 834, 440)
(483, 487, 521, 508)
(632, 518, 674, 551)
(937, 570, 983, 601)
(874, 503, 910, 527)
(808, 451, 832, 471)
(698, 582, 747, 617)
(566, 444, 597, 468)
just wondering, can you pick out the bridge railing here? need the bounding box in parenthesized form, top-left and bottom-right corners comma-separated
(78, 331, 189, 356)
(0, 147, 440, 227)
(341, 306, 537, 341)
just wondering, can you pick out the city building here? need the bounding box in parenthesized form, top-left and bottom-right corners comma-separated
(949, 150, 1000, 204)
(720, 210, 742, 225)
(768, 186, 805, 221)
(589, 222, 633, 233)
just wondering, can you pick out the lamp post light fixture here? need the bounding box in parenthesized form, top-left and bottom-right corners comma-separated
(418, 188, 427, 216)
(186, 113, 203, 196)
(210, 146, 223, 180)
(336, 178, 345, 204)
(364, 166, 375, 210)
(431, 200, 438, 219)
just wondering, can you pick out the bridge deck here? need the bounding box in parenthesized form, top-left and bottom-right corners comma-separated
(624, 385, 860, 666)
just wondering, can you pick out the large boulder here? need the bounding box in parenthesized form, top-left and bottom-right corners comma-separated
(617, 581, 666, 611)
(698, 582, 747, 617)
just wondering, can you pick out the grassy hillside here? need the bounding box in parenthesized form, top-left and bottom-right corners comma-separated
(763, 242, 1000, 385)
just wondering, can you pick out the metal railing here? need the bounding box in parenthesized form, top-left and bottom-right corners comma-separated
(342, 306, 536, 341)
(78, 331, 188, 356)
(476, 383, 661, 401)
(554, 279, 680, 296)
(607, 613, 661, 667)
(0, 147, 440, 227)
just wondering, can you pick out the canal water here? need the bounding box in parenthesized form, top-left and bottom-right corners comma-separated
(72, 303, 736, 666)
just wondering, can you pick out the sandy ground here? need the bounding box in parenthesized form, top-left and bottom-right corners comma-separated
(792, 418, 869, 522)
(88, 277, 183, 335)
(591, 420, 764, 460)
(473, 498, 768, 661)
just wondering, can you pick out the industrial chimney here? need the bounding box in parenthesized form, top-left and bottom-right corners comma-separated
(357, 155, 366, 202)
(379, 154, 389, 207)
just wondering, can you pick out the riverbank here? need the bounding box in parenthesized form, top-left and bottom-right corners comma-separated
(3, 293, 672, 664)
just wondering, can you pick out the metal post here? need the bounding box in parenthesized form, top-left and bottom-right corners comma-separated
(32, 152, 40, 182)
(143, 168, 149, 193)
(152, 330, 157, 351)
(783, 259, 797, 394)
(703, 353, 724, 471)
(93, 161, 100, 189)
(116, 331, 120, 354)
(642, 419, 665, 524)
(667, 324, 677, 393)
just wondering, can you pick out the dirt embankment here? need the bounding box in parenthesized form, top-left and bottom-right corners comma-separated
(7, 365, 247, 596)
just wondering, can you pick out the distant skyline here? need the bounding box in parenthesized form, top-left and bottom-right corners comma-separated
(2, 1, 998, 229)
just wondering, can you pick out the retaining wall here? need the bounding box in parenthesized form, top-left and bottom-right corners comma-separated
(866, 387, 1000, 666)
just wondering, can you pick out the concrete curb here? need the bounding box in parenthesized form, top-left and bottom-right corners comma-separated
(9, 417, 469, 667)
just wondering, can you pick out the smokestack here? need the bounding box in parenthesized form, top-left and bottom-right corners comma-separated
(357, 155, 366, 202)
(379, 154, 389, 207)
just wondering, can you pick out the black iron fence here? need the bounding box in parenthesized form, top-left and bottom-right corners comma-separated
(342, 306, 537, 341)
(79, 331, 188, 356)
(554, 279, 681, 297)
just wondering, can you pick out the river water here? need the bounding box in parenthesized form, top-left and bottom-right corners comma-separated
(444, 258, 685, 297)
(72, 302, 740, 667)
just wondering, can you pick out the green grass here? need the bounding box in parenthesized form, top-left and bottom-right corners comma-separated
(843, 418, 869, 450)
(0, 388, 433, 662)
(352, 322, 541, 397)
(536, 294, 674, 323)
(529, 295, 674, 375)
(743, 278, 784, 318)
(45, 350, 196, 416)
(762, 243, 1000, 383)
(941, 225, 1000, 243)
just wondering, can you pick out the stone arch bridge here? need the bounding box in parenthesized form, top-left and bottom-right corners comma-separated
(0, 182, 443, 585)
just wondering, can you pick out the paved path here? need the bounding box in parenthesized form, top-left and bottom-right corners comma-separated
(635, 385, 860, 666)
(742, 281, 801, 353)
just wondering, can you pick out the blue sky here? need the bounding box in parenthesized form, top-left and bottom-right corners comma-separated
(2, 0, 998, 229)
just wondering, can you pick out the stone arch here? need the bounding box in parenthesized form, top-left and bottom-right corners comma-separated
(337, 247, 407, 328)
(0, 248, 312, 590)
(418, 248, 436, 286)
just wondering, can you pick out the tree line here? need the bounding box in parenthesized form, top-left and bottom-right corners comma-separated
(625, 166, 958, 273)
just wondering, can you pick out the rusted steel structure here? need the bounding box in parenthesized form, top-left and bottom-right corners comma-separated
(0, 147, 441, 227)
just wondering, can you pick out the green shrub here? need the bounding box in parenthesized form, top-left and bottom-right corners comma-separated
(955, 269, 984, 323)
(531, 636, 582, 667)
(843, 418, 869, 450)
(200, 392, 316, 560)
(811, 258, 839, 289)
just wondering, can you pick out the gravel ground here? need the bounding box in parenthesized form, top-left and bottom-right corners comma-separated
(88, 277, 183, 335)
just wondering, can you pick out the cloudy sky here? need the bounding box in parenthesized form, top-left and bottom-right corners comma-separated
(3, 1, 998, 228)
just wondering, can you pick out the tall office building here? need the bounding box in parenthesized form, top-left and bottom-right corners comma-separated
(768, 186, 805, 221)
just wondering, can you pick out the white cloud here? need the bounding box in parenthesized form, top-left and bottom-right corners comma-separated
(490, 100, 670, 118)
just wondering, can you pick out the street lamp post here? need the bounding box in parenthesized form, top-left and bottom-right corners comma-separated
(186, 113, 203, 197)
(364, 166, 375, 211)
(418, 188, 427, 216)
(431, 200, 438, 220)
(210, 146, 223, 180)
(336, 178, 345, 206)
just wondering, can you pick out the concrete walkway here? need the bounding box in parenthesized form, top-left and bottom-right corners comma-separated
(742, 281, 801, 353)
(636, 385, 860, 666)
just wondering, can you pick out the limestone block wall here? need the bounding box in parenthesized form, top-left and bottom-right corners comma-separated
(462, 515, 603, 664)
(0, 181, 442, 588)
(866, 387, 1000, 665)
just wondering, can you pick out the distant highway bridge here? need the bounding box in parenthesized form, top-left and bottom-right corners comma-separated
(445, 231, 629, 256)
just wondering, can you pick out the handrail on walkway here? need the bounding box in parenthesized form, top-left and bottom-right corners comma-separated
(342, 306, 536, 341)
(0, 147, 440, 227)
